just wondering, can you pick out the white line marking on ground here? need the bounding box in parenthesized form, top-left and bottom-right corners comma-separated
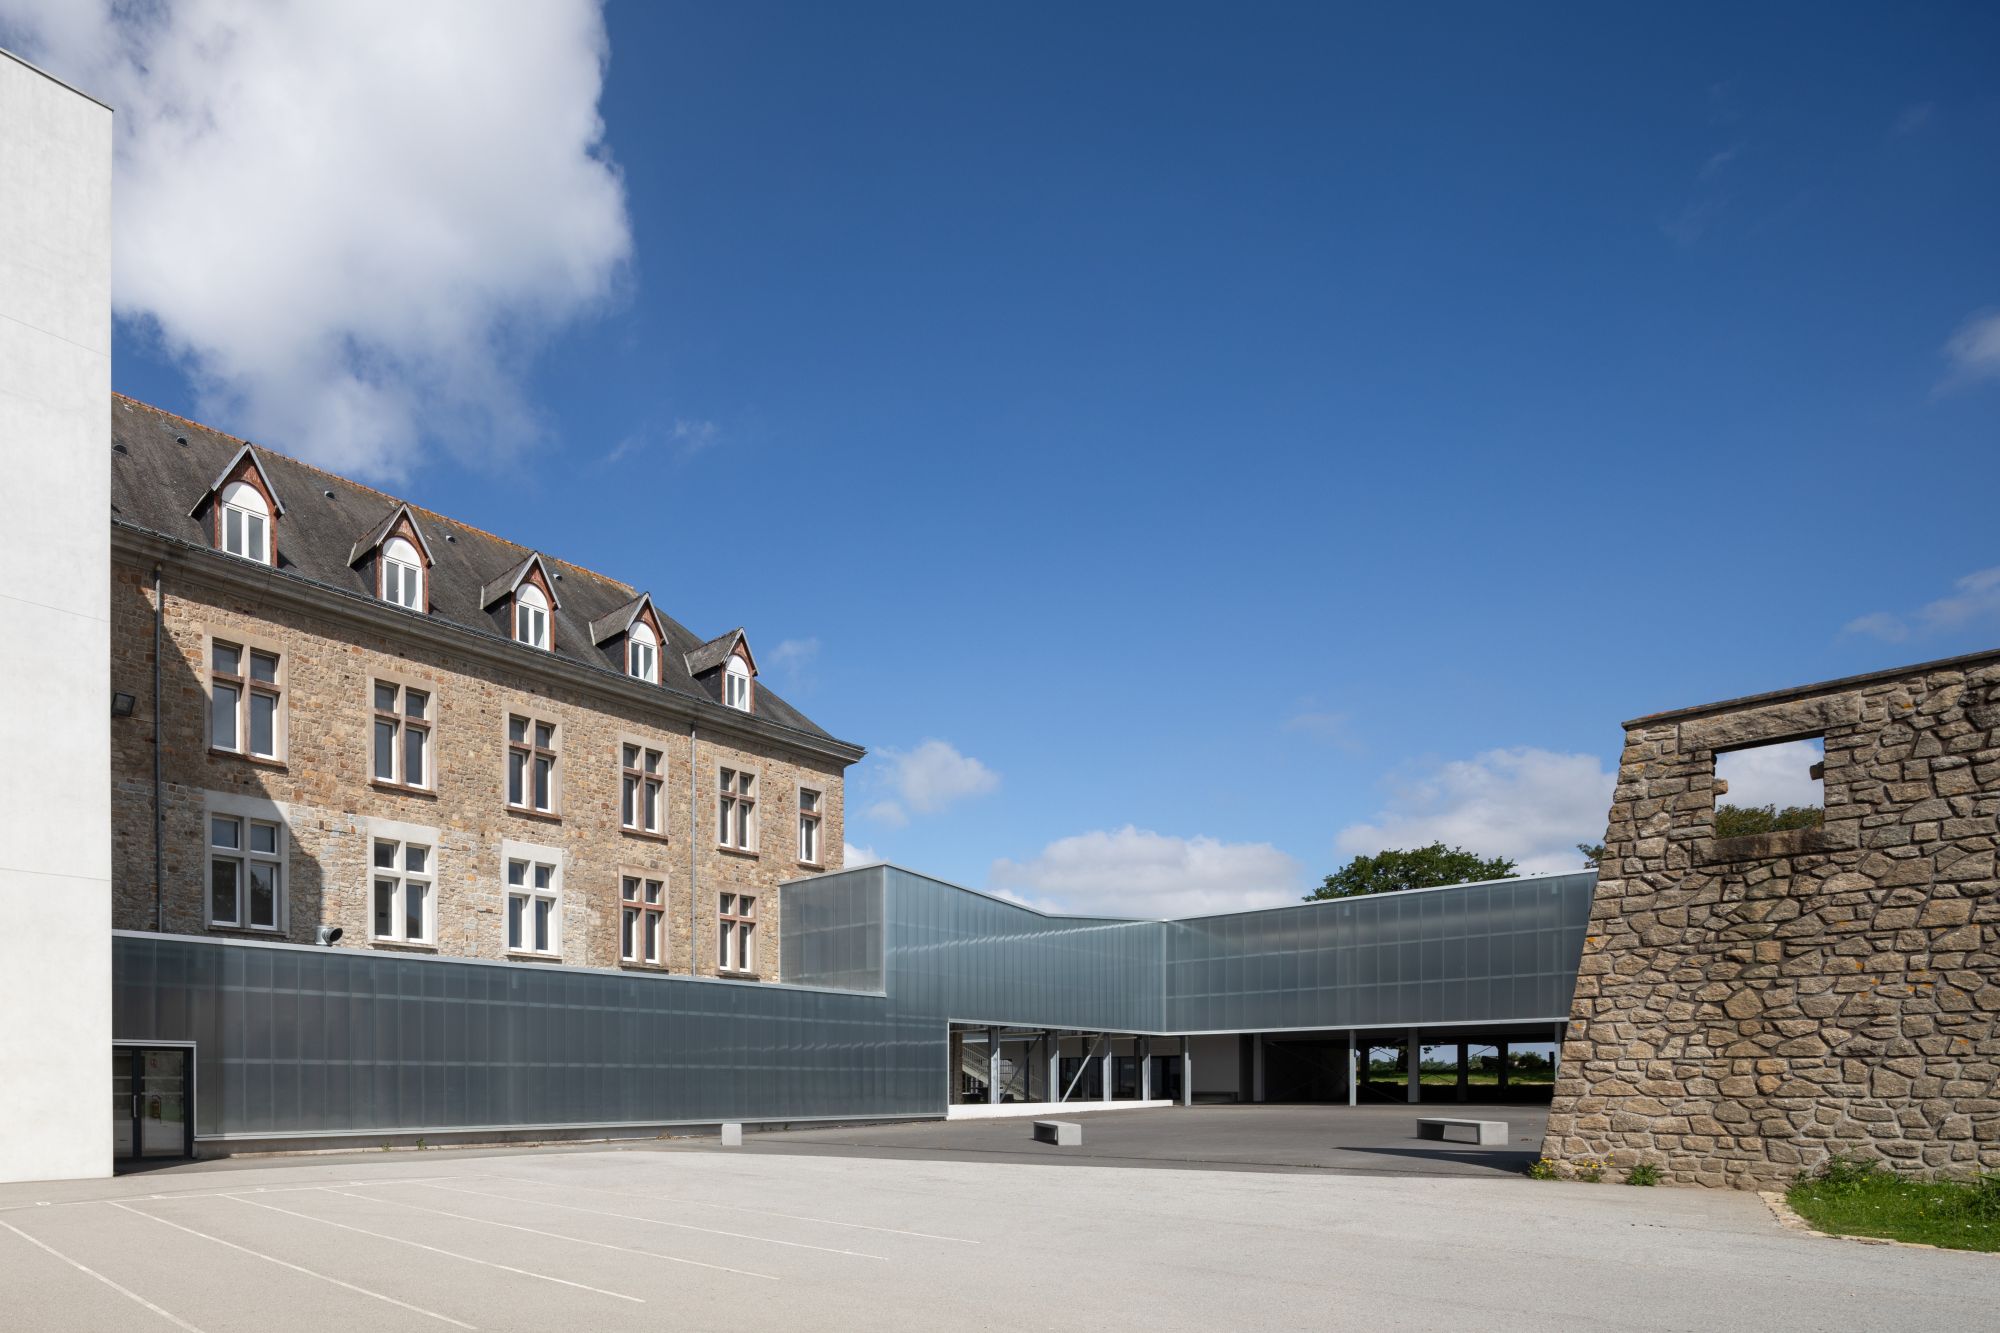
(224, 1193, 645, 1304)
(107, 1201, 476, 1330)
(0, 1177, 466, 1218)
(428, 1181, 891, 1261)
(328, 1189, 779, 1282)
(483, 1172, 981, 1244)
(0, 1216, 206, 1332)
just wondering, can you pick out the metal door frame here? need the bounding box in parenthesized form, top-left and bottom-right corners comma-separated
(113, 1040, 197, 1165)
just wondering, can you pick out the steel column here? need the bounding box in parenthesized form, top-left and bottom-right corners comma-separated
(987, 1026, 1001, 1105)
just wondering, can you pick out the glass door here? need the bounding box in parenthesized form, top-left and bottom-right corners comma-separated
(113, 1047, 192, 1164)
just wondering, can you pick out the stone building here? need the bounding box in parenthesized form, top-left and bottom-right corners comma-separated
(1543, 650, 2000, 1187)
(108, 394, 860, 979)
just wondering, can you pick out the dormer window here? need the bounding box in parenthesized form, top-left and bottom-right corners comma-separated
(725, 654, 752, 711)
(219, 482, 270, 564)
(515, 584, 550, 650)
(382, 536, 423, 610)
(628, 621, 658, 683)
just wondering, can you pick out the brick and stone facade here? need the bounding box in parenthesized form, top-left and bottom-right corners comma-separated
(110, 534, 851, 980)
(1543, 651, 2000, 1187)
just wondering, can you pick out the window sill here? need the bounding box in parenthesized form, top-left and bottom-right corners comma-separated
(621, 828, 672, 844)
(505, 806, 562, 825)
(797, 861, 824, 872)
(370, 781, 436, 799)
(717, 968, 762, 982)
(209, 748, 287, 771)
(207, 924, 284, 939)
(368, 938, 438, 953)
(716, 846, 760, 860)
(504, 949, 562, 963)
(618, 960, 671, 973)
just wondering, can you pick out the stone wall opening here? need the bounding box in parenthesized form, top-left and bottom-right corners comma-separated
(1713, 736, 1824, 840)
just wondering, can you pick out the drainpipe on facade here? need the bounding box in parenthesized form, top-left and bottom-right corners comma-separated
(152, 562, 165, 933)
(688, 724, 698, 975)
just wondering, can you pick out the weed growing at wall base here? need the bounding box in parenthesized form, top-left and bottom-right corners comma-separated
(1625, 1162, 1660, 1186)
(1787, 1155, 2000, 1253)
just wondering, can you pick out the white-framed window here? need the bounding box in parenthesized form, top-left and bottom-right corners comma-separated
(621, 874, 665, 965)
(218, 480, 270, 564)
(503, 842, 562, 955)
(371, 833, 434, 944)
(514, 583, 550, 650)
(718, 766, 757, 851)
(209, 639, 283, 761)
(798, 787, 823, 865)
(628, 621, 658, 683)
(206, 804, 284, 932)
(622, 743, 665, 836)
(507, 714, 558, 814)
(372, 681, 431, 789)
(718, 892, 756, 973)
(724, 654, 752, 710)
(382, 536, 423, 610)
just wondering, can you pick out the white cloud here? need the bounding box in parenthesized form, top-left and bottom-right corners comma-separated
(768, 637, 819, 673)
(1, 0, 631, 482)
(1941, 311, 2000, 390)
(1283, 710, 1355, 747)
(842, 841, 882, 868)
(1844, 566, 2000, 642)
(1715, 739, 1823, 811)
(862, 739, 998, 827)
(1335, 747, 1614, 875)
(989, 826, 1303, 919)
(606, 418, 720, 465)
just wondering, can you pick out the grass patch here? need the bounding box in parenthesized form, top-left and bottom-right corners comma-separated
(1787, 1155, 2000, 1253)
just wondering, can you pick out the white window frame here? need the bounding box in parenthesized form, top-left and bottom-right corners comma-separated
(621, 740, 667, 837)
(381, 535, 424, 611)
(514, 584, 550, 650)
(203, 791, 288, 934)
(371, 677, 433, 790)
(627, 621, 658, 683)
(506, 713, 560, 815)
(206, 633, 285, 762)
(724, 654, 752, 711)
(718, 892, 757, 974)
(218, 480, 271, 564)
(620, 872, 667, 967)
(798, 786, 823, 866)
(501, 838, 563, 957)
(717, 764, 758, 853)
(368, 817, 438, 946)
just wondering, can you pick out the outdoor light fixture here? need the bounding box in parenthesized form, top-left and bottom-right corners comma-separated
(111, 692, 136, 717)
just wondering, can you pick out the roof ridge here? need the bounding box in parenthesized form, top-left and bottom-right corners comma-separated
(114, 392, 636, 596)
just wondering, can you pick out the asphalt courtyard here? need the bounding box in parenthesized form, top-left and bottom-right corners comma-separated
(1, 1105, 1989, 1332)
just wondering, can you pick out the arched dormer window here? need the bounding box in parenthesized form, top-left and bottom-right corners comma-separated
(515, 584, 550, 650)
(382, 536, 423, 610)
(628, 621, 658, 683)
(219, 481, 270, 564)
(725, 654, 752, 711)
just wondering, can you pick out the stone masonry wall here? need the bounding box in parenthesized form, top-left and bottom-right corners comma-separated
(110, 556, 847, 980)
(1542, 653, 2000, 1187)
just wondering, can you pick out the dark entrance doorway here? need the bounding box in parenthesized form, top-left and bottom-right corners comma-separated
(113, 1045, 193, 1165)
(1263, 1040, 1348, 1102)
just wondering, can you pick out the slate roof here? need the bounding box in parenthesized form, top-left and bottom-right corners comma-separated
(686, 628, 751, 677)
(110, 394, 846, 747)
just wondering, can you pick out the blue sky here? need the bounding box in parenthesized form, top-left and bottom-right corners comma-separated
(14, 2, 1999, 915)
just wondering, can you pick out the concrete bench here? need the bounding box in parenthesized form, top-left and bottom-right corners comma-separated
(719, 1122, 742, 1147)
(1032, 1119, 1081, 1147)
(1416, 1116, 1507, 1146)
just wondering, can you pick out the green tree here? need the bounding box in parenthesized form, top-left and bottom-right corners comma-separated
(1577, 841, 1605, 868)
(1305, 842, 1517, 902)
(1714, 803, 1823, 838)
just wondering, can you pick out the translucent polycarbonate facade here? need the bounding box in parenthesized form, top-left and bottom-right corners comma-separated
(113, 933, 934, 1141)
(111, 865, 1594, 1142)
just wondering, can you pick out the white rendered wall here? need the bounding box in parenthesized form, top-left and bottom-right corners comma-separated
(0, 49, 113, 1183)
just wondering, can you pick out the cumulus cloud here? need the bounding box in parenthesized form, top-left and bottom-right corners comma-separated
(1844, 567, 2000, 642)
(1335, 747, 1615, 874)
(0, 0, 631, 481)
(989, 827, 1303, 919)
(863, 739, 998, 828)
(842, 841, 882, 868)
(1716, 739, 1823, 811)
(1940, 311, 2000, 390)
